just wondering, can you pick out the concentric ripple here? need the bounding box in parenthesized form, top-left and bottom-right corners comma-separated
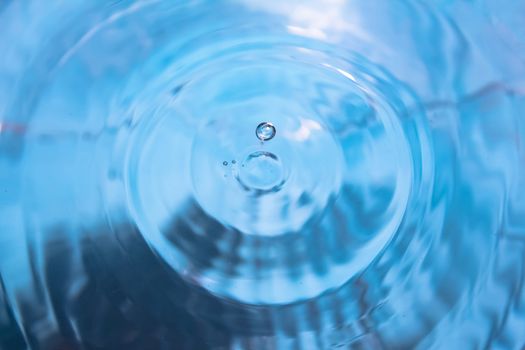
(1, 1, 525, 349)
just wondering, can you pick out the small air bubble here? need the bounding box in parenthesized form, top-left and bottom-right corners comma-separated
(223, 161, 228, 166)
(232, 160, 236, 164)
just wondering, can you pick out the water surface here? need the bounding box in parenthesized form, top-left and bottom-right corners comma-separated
(1, 1, 525, 349)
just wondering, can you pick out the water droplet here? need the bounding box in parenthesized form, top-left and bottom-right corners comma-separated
(223, 161, 228, 166)
(256, 122, 276, 141)
(232, 160, 236, 164)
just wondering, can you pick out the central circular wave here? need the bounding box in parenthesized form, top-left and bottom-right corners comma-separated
(1, 1, 524, 349)
(122, 33, 416, 304)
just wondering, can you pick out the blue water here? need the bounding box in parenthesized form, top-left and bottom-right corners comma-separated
(1, 1, 525, 349)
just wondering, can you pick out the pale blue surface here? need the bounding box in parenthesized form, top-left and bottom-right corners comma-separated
(1, 1, 525, 349)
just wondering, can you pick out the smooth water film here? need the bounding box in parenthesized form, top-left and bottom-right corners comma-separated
(1, 0, 525, 349)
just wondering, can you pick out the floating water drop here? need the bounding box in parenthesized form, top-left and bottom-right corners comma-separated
(222, 161, 228, 166)
(255, 122, 276, 141)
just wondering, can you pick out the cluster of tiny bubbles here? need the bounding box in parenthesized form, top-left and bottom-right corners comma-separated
(1, 1, 525, 349)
